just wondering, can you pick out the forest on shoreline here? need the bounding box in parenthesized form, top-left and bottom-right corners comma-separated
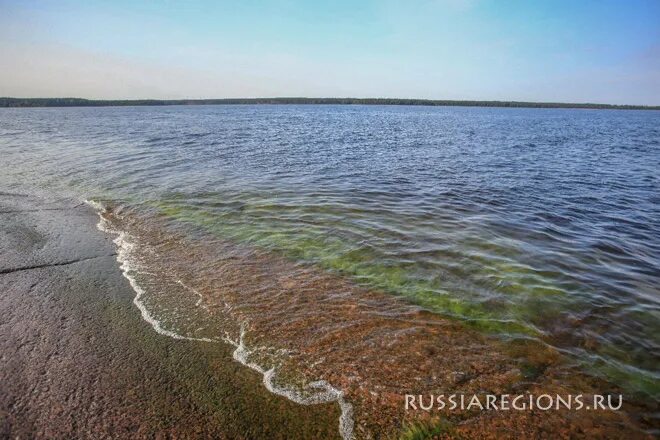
(2, 97, 658, 110)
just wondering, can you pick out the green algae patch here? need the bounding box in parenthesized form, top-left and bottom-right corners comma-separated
(143, 197, 660, 403)
(398, 418, 459, 440)
(148, 198, 540, 336)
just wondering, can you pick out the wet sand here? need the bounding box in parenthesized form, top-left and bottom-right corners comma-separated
(0, 192, 340, 439)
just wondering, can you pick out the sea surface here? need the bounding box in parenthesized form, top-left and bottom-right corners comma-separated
(1, 105, 659, 434)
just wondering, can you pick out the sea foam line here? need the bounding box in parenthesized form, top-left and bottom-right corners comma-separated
(177, 280, 208, 309)
(223, 325, 354, 440)
(85, 200, 354, 440)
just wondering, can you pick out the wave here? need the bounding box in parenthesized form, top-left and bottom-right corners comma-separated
(83, 199, 656, 438)
(85, 199, 354, 440)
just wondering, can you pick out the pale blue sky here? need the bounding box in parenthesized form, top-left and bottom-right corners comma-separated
(1, 0, 659, 104)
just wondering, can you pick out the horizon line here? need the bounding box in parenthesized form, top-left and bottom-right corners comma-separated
(1, 97, 659, 110)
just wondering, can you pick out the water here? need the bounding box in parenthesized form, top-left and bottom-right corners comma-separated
(1, 105, 659, 430)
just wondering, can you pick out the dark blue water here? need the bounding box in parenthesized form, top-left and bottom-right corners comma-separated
(1, 104, 659, 397)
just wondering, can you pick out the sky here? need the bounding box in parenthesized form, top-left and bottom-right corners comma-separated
(1, 0, 659, 105)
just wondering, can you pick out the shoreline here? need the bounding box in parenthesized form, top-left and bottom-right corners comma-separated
(2, 97, 659, 110)
(1, 190, 656, 438)
(88, 199, 355, 440)
(0, 192, 341, 439)
(93, 200, 657, 438)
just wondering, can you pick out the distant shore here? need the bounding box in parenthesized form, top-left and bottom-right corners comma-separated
(1, 97, 659, 110)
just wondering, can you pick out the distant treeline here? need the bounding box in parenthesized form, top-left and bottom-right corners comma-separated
(1, 97, 658, 110)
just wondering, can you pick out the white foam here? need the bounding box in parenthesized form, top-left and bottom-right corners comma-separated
(224, 325, 354, 440)
(86, 199, 214, 343)
(86, 199, 354, 440)
(177, 279, 208, 310)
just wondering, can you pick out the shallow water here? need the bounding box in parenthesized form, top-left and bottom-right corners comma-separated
(1, 105, 659, 411)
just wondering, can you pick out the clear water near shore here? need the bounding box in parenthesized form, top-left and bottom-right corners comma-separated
(1, 104, 659, 403)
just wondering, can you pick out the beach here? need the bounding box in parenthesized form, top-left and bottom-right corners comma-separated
(1, 104, 658, 439)
(0, 191, 340, 439)
(2, 0, 659, 436)
(0, 193, 655, 439)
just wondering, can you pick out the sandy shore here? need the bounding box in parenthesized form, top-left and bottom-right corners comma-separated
(0, 192, 340, 439)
